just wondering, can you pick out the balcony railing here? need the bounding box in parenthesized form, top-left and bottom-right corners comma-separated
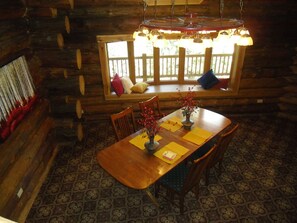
(109, 53, 233, 82)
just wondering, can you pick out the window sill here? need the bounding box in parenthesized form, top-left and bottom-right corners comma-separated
(105, 84, 237, 101)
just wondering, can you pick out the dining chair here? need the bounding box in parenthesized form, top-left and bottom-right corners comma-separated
(138, 95, 165, 119)
(190, 123, 239, 185)
(155, 145, 216, 214)
(110, 107, 137, 141)
(205, 123, 239, 184)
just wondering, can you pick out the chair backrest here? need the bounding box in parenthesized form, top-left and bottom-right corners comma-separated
(111, 107, 137, 141)
(210, 123, 239, 167)
(182, 145, 216, 193)
(139, 95, 164, 119)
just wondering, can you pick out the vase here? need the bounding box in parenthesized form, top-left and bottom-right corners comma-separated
(182, 112, 194, 130)
(144, 135, 159, 154)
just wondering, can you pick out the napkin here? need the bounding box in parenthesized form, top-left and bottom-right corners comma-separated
(154, 142, 189, 164)
(160, 116, 183, 132)
(129, 132, 162, 150)
(182, 127, 213, 145)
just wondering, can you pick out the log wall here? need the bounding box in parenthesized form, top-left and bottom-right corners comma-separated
(22, 0, 297, 121)
(0, 1, 73, 222)
(0, 0, 296, 221)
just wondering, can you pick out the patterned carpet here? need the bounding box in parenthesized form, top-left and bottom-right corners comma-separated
(26, 114, 297, 223)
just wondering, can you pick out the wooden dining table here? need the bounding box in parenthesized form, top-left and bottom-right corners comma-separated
(96, 108, 231, 204)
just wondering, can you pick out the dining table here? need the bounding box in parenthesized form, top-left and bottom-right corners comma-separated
(96, 107, 231, 205)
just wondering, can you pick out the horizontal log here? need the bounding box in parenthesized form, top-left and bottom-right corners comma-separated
(30, 32, 61, 49)
(239, 77, 287, 89)
(237, 88, 285, 98)
(53, 118, 74, 128)
(64, 64, 101, 77)
(0, 34, 30, 65)
(0, 7, 26, 20)
(277, 112, 297, 122)
(283, 85, 297, 94)
(278, 103, 297, 112)
(3, 129, 55, 221)
(29, 15, 70, 34)
(26, 0, 74, 10)
(49, 99, 83, 119)
(70, 17, 140, 34)
(0, 117, 54, 213)
(26, 7, 58, 18)
(0, 99, 49, 179)
(35, 48, 82, 69)
(57, 32, 98, 50)
(279, 96, 297, 105)
(45, 75, 85, 95)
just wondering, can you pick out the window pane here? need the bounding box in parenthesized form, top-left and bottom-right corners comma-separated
(184, 44, 205, 80)
(107, 42, 129, 77)
(159, 40, 179, 81)
(134, 39, 154, 82)
(211, 39, 235, 78)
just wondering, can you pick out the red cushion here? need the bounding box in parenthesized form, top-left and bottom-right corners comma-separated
(111, 73, 124, 96)
(211, 78, 229, 89)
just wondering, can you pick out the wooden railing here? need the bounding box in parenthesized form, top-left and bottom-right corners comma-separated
(108, 53, 233, 81)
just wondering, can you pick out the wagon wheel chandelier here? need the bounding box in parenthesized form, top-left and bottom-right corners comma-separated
(133, 0, 253, 48)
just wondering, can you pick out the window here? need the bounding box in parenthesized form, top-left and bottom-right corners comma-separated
(97, 34, 247, 100)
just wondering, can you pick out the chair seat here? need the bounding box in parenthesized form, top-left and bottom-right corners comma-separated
(190, 138, 217, 160)
(159, 163, 189, 192)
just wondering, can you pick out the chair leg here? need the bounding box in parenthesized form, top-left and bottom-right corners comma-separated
(205, 167, 210, 185)
(218, 160, 223, 176)
(155, 183, 160, 198)
(179, 196, 185, 214)
(193, 185, 200, 200)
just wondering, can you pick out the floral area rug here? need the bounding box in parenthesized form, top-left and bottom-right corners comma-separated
(26, 114, 297, 223)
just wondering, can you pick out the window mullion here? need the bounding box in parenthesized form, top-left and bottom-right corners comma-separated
(153, 47, 160, 84)
(203, 47, 212, 74)
(178, 47, 185, 84)
(98, 42, 110, 97)
(127, 41, 135, 83)
(229, 45, 246, 92)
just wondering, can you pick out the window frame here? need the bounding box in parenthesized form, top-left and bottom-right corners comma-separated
(97, 34, 246, 101)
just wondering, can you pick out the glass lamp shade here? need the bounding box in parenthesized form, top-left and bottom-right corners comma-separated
(216, 30, 230, 42)
(237, 35, 253, 46)
(236, 27, 253, 46)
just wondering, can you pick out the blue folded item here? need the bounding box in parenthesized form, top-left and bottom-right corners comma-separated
(198, 69, 220, 89)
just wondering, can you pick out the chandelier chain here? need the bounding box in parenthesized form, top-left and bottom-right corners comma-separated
(154, 0, 157, 18)
(171, 0, 175, 18)
(143, 0, 148, 21)
(239, 0, 244, 20)
(220, 0, 224, 19)
(185, 0, 188, 13)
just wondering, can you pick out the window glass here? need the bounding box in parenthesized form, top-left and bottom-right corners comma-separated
(105, 36, 236, 84)
(184, 43, 205, 80)
(107, 41, 129, 77)
(159, 40, 179, 81)
(134, 39, 154, 82)
(211, 38, 235, 78)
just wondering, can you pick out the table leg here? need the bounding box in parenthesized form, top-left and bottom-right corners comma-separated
(145, 188, 159, 207)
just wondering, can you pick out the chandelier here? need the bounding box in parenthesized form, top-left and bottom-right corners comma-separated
(133, 0, 253, 48)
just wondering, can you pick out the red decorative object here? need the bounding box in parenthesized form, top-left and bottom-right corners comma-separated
(177, 86, 198, 116)
(138, 106, 160, 137)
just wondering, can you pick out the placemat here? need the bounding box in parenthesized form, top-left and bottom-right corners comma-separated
(154, 142, 189, 164)
(160, 116, 183, 132)
(129, 132, 162, 150)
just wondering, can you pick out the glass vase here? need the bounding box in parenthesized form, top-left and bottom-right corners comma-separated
(144, 134, 159, 154)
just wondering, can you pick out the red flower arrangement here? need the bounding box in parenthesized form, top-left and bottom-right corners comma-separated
(177, 86, 198, 116)
(138, 106, 160, 137)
